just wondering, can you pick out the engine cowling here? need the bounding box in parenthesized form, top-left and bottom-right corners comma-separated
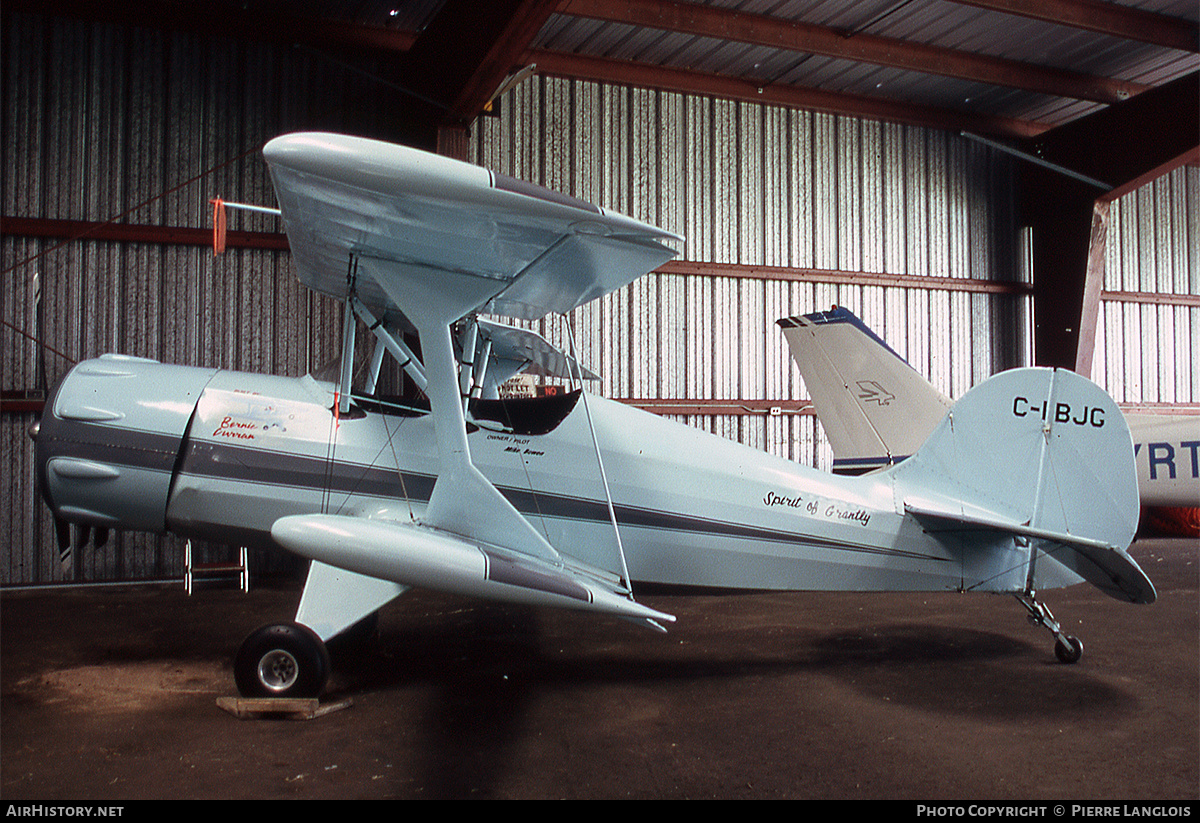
(35, 355, 217, 534)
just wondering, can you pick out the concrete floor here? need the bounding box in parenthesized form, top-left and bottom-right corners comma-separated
(1, 537, 1196, 800)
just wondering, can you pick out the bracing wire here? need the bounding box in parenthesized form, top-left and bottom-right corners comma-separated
(3, 142, 265, 367)
(563, 312, 633, 595)
(3, 144, 263, 278)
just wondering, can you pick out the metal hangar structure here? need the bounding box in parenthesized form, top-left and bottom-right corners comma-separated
(2, 0, 1197, 585)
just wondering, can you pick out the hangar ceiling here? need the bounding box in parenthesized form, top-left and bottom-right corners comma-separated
(11, 0, 1200, 368)
(23, 0, 1199, 138)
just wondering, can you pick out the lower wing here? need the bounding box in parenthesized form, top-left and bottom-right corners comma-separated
(272, 514, 676, 630)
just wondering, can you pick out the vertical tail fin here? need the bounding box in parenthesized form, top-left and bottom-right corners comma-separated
(889, 367, 1154, 604)
(778, 308, 950, 474)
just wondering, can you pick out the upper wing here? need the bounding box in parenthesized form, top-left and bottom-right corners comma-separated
(264, 132, 682, 326)
(262, 132, 677, 630)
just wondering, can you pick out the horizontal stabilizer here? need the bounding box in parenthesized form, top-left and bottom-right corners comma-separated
(891, 367, 1152, 604)
(272, 514, 675, 628)
(904, 503, 1156, 604)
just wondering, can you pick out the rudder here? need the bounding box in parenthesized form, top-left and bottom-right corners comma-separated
(891, 367, 1153, 604)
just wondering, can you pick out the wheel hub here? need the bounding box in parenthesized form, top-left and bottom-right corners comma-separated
(257, 648, 300, 692)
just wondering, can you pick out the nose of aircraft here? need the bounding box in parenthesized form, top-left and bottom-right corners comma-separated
(35, 355, 217, 537)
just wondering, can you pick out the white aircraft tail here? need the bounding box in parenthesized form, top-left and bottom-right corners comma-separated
(888, 366, 1154, 605)
(778, 308, 950, 474)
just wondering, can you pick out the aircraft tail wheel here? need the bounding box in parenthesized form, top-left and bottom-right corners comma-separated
(234, 622, 330, 698)
(1015, 592, 1085, 665)
(1054, 635, 1083, 665)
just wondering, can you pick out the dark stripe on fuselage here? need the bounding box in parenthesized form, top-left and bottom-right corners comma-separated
(42, 415, 940, 563)
(831, 455, 911, 475)
(39, 418, 184, 476)
(180, 439, 437, 502)
(180, 439, 940, 563)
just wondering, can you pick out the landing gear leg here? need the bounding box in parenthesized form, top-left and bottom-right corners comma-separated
(1015, 591, 1083, 664)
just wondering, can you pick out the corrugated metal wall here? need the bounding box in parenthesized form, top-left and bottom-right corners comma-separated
(1094, 165, 1200, 405)
(2, 14, 353, 585)
(3, 16, 1190, 586)
(471, 76, 1029, 466)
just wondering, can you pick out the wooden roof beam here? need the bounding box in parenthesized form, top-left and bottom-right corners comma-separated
(1016, 72, 1200, 370)
(557, 0, 1149, 104)
(530, 49, 1047, 138)
(403, 0, 560, 127)
(943, 0, 1199, 53)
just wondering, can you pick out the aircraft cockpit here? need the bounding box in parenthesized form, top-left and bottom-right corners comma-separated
(315, 308, 592, 438)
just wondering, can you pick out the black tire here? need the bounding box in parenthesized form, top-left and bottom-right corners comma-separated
(1054, 635, 1083, 664)
(234, 622, 330, 698)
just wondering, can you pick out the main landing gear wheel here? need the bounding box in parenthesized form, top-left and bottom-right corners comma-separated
(234, 622, 330, 698)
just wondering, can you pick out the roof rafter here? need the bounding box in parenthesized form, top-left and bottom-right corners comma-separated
(556, 0, 1148, 104)
(19, 0, 1193, 140)
(943, 0, 1199, 52)
(403, 0, 561, 126)
(529, 48, 1045, 137)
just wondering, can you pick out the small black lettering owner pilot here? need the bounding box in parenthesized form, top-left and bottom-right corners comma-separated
(1012, 397, 1105, 428)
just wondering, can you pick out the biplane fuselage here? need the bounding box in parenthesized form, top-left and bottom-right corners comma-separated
(41, 355, 1008, 596)
(32, 132, 1155, 696)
